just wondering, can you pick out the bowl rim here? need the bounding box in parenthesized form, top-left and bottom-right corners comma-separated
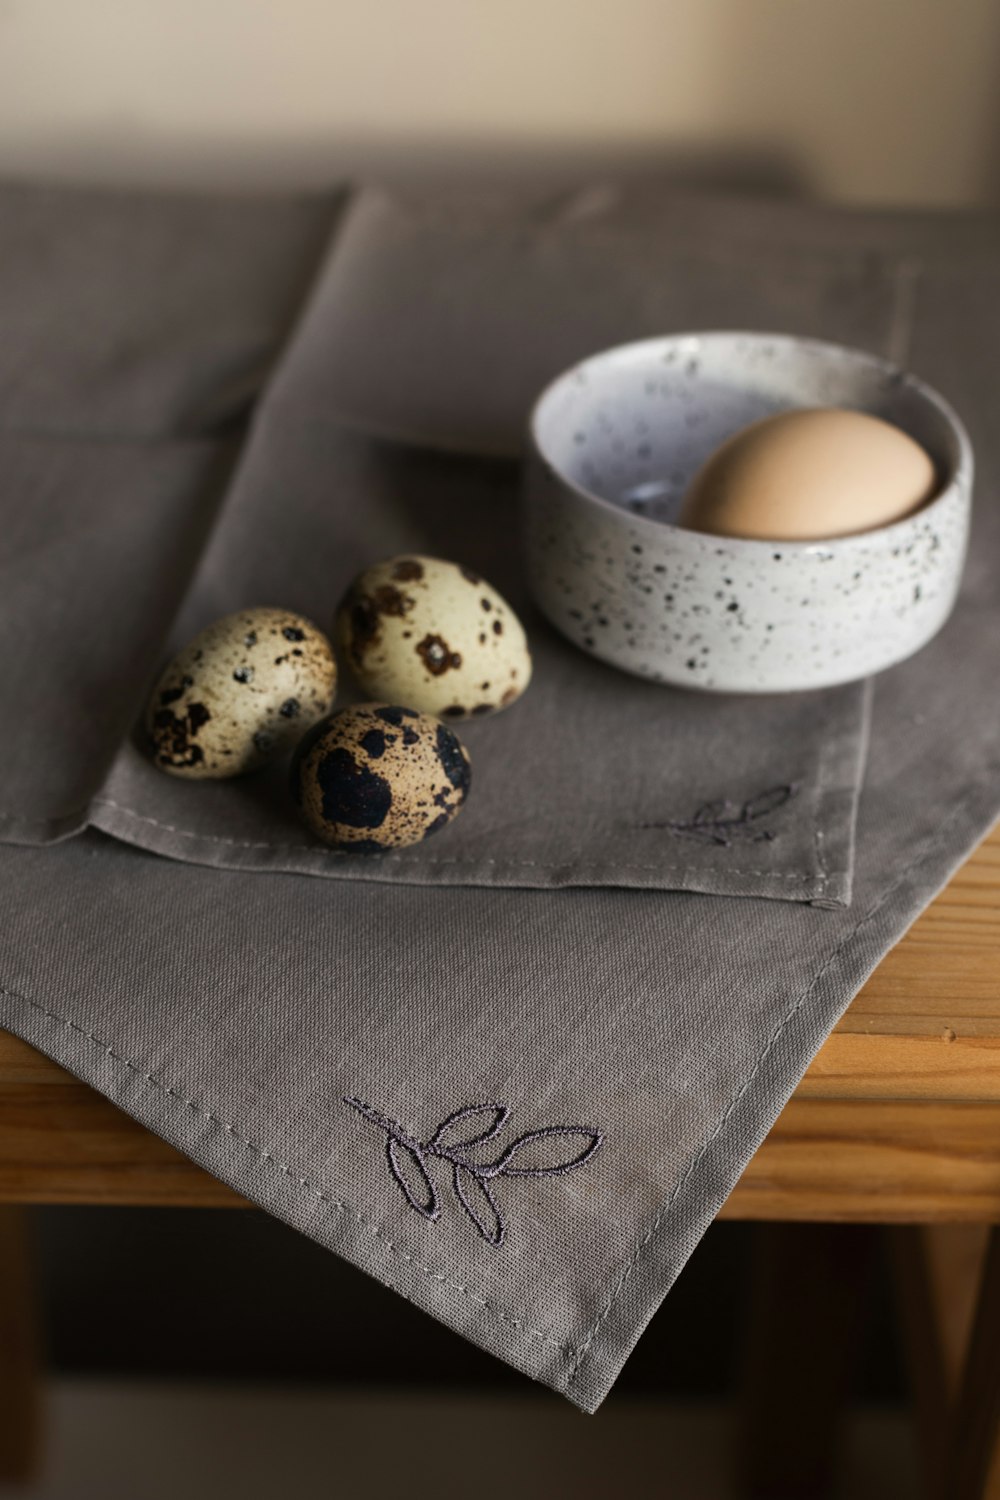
(527, 330, 974, 557)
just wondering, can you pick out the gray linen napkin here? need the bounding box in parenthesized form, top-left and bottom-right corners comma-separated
(0, 179, 336, 438)
(0, 182, 337, 844)
(1, 182, 998, 1412)
(269, 183, 910, 456)
(3, 184, 899, 905)
(91, 414, 870, 902)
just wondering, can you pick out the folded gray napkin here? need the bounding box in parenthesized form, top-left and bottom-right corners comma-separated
(6, 183, 902, 905)
(271, 182, 907, 457)
(89, 410, 870, 903)
(1, 181, 998, 1412)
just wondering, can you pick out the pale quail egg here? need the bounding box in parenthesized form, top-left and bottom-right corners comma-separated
(290, 703, 470, 851)
(335, 555, 532, 720)
(147, 607, 337, 778)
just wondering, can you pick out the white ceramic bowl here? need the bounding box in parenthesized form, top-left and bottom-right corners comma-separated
(524, 332, 972, 692)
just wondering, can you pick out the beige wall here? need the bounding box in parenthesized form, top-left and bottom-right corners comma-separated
(1, 0, 998, 205)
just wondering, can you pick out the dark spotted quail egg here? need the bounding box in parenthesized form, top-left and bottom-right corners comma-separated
(290, 704, 470, 851)
(335, 555, 531, 720)
(147, 608, 337, 778)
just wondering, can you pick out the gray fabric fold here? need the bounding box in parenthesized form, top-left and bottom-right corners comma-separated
(1, 181, 998, 1413)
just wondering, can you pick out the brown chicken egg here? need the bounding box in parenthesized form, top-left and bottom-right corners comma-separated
(679, 407, 937, 541)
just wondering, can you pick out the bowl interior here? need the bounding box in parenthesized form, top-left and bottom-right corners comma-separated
(532, 333, 966, 531)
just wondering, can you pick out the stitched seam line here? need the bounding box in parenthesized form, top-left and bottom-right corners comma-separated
(84, 801, 833, 882)
(812, 719, 830, 891)
(811, 681, 864, 898)
(0, 981, 571, 1357)
(564, 781, 985, 1389)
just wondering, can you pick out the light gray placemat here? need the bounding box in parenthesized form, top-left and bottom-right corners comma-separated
(0, 182, 998, 1413)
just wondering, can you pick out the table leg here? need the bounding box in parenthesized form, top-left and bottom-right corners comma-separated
(735, 1223, 876, 1499)
(946, 1227, 1000, 1500)
(0, 1205, 40, 1482)
(888, 1224, 991, 1491)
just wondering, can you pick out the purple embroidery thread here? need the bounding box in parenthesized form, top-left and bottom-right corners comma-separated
(344, 1099, 604, 1247)
(640, 782, 798, 847)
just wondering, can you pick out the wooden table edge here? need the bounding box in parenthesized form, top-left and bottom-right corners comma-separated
(1, 822, 998, 1218)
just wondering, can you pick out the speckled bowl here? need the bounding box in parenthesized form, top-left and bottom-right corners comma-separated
(524, 332, 972, 692)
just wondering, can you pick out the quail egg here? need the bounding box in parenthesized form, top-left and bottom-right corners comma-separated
(335, 555, 531, 719)
(147, 607, 337, 778)
(291, 703, 471, 851)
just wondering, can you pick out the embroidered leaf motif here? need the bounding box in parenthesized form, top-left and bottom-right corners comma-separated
(344, 1097, 605, 1247)
(639, 782, 799, 847)
(692, 799, 734, 826)
(491, 1126, 605, 1178)
(387, 1137, 439, 1220)
(453, 1163, 505, 1246)
(343, 1097, 400, 1136)
(743, 785, 796, 822)
(690, 813, 737, 846)
(429, 1103, 510, 1152)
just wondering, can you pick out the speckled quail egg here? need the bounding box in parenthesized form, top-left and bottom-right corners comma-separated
(335, 555, 532, 720)
(290, 703, 471, 851)
(147, 608, 337, 778)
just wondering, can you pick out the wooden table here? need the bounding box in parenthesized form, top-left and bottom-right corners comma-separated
(2, 824, 998, 1495)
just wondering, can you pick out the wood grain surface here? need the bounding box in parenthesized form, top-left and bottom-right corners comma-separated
(1, 821, 998, 1219)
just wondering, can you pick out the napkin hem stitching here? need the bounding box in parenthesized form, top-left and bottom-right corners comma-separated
(0, 980, 574, 1359)
(85, 801, 830, 883)
(563, 782, 975, 1391)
